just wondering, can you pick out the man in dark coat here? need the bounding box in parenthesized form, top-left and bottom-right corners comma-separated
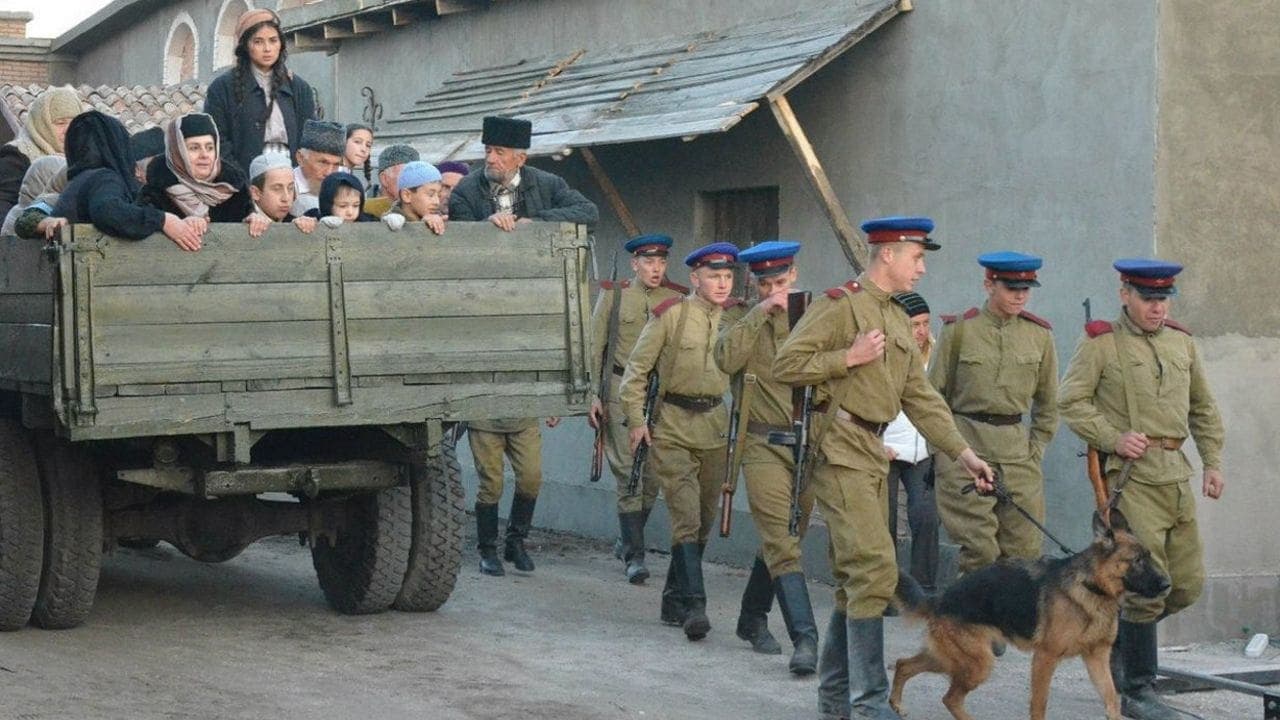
(448, 116, 598, 229)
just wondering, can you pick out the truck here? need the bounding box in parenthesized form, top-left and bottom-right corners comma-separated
(0, 221, 592, 629)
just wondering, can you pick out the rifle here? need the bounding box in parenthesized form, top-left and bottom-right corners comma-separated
(590, 248, 622, 483)
(719, 373, 757, 537)
(1079, 296, 1112, 513)
(766, 291, 814, 537)
(627, 371, 660, 495)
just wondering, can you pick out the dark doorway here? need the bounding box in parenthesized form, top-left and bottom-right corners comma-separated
(697, 186, 779, 292)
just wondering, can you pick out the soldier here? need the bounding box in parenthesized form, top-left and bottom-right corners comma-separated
(772, 216, 994, 720)
(713, 240, 819, 675)
(930, 251, 1059, 576)
(587, 233, 688, 584)
(1060, 259, 1224, 720)
(620, 242, 739, 642)
(470, 415, 561, 577)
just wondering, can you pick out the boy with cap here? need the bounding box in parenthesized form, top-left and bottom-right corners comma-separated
(620, 242, 739, 642)
(773, 216, 994, 720)
(365, 143, 420, 217)
(292, 120, 345, 218)
(384, 161, 446, 235)
(436, 160, 470, 219)
(588, 234, 688, 584)
(714, 240, 820, 675)
(1059, 259, 1224, 720)
(244, 151, 316, 237)
(448, 115, 598, 229)
(930, 251, 1059, 577)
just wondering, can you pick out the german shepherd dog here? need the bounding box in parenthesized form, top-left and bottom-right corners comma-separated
(889, 508, 1169, 720)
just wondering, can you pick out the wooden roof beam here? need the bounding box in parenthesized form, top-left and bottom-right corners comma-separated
(323, 20, 356, 40)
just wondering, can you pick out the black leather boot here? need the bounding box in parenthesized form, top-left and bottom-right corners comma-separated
(619, 511, 650, 584)
(675, 542, 710, 641)
(1114, 620, 1204, 720)
(475, 502, 504, 576)
(774, 572, 818, 675)
(735, 556, 781, 654)
(818, 609, 849, 719)
(503, 493, 537, 572)
(660, 546, 686, 626)
(846, 616, 901, 719)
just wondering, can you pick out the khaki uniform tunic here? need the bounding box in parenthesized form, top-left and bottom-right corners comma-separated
(620, 296, 730, 545)
(1059, 312, 1224, 622)
(590, 279, 685, 513)
(773, 275, 967, 618)
(714, 300, 815, 577)
(929, 303, 1059, 573)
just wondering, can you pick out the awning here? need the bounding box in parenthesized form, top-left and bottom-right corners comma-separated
(378, 0, 903, 161)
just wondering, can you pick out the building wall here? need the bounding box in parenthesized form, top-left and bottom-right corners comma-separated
(1153, 0, 1279, 643)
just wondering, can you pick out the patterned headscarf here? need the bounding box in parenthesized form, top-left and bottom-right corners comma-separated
(162, 113, 237, 218)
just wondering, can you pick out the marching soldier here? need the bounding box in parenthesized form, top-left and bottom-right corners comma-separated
(620, 242, 739, 642)
(773, 216, 994, 720)
(1060, 259, 1224, 720)
(470, 415, 560, 577)
(587, 234, 688, 584)
(930, 251, 1059, 575)
(714, 240, 819, 675)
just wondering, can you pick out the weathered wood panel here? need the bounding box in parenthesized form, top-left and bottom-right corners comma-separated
(97, 357, 333, 386)
(0, 322, 51, 385)
(0, 294, 53, 324)
(0, 237, 55, 295)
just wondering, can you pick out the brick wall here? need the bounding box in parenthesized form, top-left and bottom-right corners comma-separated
(0, 59, 48, 84)
(0, 19, 29, 39)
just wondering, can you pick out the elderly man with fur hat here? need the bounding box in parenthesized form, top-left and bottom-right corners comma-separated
(448, 115, 597, 230)
(292, 119, 345, 217)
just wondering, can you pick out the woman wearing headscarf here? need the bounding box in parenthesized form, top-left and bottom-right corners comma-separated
(203, 8, 317, 173)
(140, 113, 252, 223)
(49, 111, 205, 251)
(2, 155, 66, 237)
(0, 85, 81, 219)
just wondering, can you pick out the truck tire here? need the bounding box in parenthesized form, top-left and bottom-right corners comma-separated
(0, 418, 44, 631)
(394, 440, 465, 612)
(31, 434, 103, 630)
(311, 485, 412, 615)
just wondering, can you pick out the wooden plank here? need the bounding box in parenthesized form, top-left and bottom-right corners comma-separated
(0, 294, 52, 324)
(580, 148, 640, 237)
(351, 13, 392, 35)
(0, 323, 51, 385)
(0, 237, 56, 295)
(767, 94, 866, 273)
(95, 320, 331, 366)
(322, 21, 355, 39)
(359, 348, 565, 377)
(117, 384, 166, 397)
(67, 393, 230, 440)
(348, 315, 564, 358)
(98, 357, 332, 386)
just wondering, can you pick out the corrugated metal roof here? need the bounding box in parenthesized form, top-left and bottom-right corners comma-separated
(378, 0, 902, 161)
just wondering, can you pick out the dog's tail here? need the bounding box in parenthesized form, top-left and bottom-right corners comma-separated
(892, 570, 936, 620)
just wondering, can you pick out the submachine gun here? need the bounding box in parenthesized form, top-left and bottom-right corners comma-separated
(766, 290, 814, 537)
(589, 249, 622, 484)
(627, 371, 661, 496)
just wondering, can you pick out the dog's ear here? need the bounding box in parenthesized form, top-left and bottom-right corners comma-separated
(1107, 506, 1131, 534)
(1092, 510, 1116, 543)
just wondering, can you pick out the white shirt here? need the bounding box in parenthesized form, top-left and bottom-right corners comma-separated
(883, 338, 934, 464)
(291, 166, 319, 218)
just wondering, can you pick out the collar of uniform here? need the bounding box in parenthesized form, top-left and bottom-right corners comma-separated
(856, 273, 891, 302)
(981, 301, 1015, 326)
(1119, 309, 1160, 338)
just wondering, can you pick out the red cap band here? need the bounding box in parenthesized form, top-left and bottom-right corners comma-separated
(986, 269, 1039, 282)
(867, 229, 929, 245)
(632, 243, 669, 256)
(693, 252, 735, 268)
(1121, 274, 1176, 288)
(748, 257, 794, 273)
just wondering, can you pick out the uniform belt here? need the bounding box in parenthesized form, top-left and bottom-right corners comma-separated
(746, 420, 790, 437)
(957, 411, 1023, 426)
(612, 363, 626, 377)
(812, 401, 888, 437)
(663, 393, 723, 413)
(1147, 436, 1185, 450)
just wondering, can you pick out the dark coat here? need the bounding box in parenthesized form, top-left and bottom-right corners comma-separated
(53, 111, 166, 240)
(0, 144, 31, 221)
(448, 165, 598, 225)
(203, 67, 317, 174)
(139, 158, 254, 223)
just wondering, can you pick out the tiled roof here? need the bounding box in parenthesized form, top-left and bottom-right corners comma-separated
(0, 82, 207, 136)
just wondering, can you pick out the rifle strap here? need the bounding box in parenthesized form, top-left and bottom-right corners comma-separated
(598, 282, 623, 403)
(728, 373, 757, 486)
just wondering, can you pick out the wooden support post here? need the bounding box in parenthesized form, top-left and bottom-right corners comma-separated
(767, 93, 867, 273)
(580, 147, 641, 238)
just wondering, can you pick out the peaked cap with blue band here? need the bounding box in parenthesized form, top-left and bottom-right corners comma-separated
(860, 216, 940, 250)
(978, 251, 1043, 288)
(625, 233, 673, 257)
(685, 242, 738, 269)
(1114, 258, 1182, 297)
(739, 240, 801, 277)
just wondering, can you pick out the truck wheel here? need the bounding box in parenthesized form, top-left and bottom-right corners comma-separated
(0, 418, 44, 631)
(394, 439, 465, 612)
(31, 434, 103, 630)
(311, 485, 412, 615)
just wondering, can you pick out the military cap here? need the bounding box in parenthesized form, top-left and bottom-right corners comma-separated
(684, 241, 738, 269)
(860, 216, 940, 250)
(376, 144, 420, 174)
(482, 115, 532, 150)
(1114, 258, 1182, 297)
(739, 240, 801, 277)
(893, 291, 931, 317)
(129, 127, 165, 163)
(398, 161, 442, 191)
(625, 233, 673, 257)
(978, 251, 1042, 288)
(299, 120, 346, 157)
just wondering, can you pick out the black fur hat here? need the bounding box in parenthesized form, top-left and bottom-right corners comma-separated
(481, 115, 531, 149)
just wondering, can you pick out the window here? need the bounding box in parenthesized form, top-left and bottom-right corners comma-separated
(163, 13, 200, 84)
(213, 0, 253, 71)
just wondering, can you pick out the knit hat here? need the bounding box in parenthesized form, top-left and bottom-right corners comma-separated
(376, 144, 419, 174)
(436, 160, 470, 176)
(235, 8, 280, 42)
(249, 151, 293, 181)
(481, 115, 532, 149)
(397, 161, 441, 191)
(299, 120, 346, 156)
(129, 127, 165, 163)
(893, 292, 930, 318)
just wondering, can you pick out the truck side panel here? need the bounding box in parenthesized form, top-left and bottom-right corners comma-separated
(0, 238, 54, 394)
